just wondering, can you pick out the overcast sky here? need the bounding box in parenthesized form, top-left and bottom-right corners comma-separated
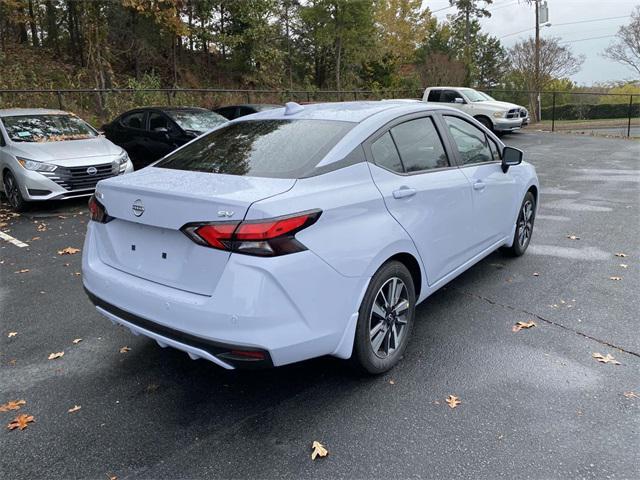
(424, 0, 640, 85)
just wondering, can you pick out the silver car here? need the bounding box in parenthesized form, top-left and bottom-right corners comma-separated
(0, 108, 134, 211)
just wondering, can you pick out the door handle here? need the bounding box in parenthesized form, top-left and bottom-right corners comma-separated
(392, 187, 416, 199)
(473, 181, 486, 191)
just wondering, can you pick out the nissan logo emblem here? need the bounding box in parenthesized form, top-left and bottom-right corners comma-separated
(132, 199, 145, 217)
(86, 166, 98, 175)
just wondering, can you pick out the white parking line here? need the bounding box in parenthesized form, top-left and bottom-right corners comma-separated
(0, 231, 28, 248)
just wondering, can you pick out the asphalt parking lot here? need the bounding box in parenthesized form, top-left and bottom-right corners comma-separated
(1, 131, 639, 480)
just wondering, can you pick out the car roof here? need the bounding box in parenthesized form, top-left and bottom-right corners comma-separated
(216, 104, 281, 109)
(427, 86, 475, 90)
(243, 101, 442, 123)
(0, 108, 70, 117)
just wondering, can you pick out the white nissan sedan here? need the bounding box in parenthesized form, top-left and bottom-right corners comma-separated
(83, 101, 538, 374)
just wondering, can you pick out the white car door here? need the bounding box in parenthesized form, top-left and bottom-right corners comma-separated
(441, 114, 518, 253)
(366, 114, 476, 285)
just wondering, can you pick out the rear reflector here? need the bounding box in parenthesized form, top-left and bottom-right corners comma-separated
(181, 209, 321, 257)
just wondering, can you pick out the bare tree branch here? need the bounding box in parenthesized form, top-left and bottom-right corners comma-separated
(602, 6, 640, 78)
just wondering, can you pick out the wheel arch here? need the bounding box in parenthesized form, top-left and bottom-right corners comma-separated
(473, 114, 494, 128)
(386, 252, 423, 300)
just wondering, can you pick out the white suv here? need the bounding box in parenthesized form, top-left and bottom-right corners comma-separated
(423, 87, 529, 134)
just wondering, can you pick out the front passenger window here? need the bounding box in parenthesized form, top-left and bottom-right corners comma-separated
(444, 116, 493, 165)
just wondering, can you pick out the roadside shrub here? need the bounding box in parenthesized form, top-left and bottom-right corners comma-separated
(541, 102, 640, 120)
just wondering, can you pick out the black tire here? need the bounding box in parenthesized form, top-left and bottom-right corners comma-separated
(351, 261, 416, 374)
(475, 116, 494, 132)
(503, 191, 536, 257)
(2, 170, 29, 212)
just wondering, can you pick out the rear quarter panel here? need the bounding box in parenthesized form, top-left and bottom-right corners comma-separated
(245, 161, 423, 281)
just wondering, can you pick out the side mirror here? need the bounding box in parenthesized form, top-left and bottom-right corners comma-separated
(502, 146, 523, 173)
(454, 97, 465, 104)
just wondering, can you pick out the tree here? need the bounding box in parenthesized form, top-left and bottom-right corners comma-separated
(474, 34, 508, 87)
(603, 6, 640, 79)
(509, 36, 584, 120)
(448, 0, 493, 86)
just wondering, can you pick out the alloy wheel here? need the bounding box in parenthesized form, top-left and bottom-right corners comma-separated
(369, 277, 410, 359)
(3, 173, 21, 209)
(517, 200, 534, 248)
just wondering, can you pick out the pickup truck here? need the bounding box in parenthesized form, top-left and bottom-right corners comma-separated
(422, 86, 529, 134)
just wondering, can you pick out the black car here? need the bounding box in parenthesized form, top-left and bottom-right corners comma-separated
(213, 104, 281, 120)
(102, 107, 227, 169)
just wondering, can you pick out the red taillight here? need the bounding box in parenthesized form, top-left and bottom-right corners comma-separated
(194, 222, 238, 249)
(88, 195, 112, 223)
(181, 210, 321, 256)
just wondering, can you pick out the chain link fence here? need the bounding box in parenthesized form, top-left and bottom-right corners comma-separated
(0, 87, 637, 138)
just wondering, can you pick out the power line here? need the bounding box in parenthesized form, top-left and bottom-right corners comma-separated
(500, 15, 630, 39)
(560, 34, 617, 44)
(553, 15, 630, 27)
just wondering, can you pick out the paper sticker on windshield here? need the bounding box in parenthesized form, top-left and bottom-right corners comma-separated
(17, 131, 31, 137)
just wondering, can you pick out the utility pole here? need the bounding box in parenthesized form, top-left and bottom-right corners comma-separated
(534, 0, 540, 123)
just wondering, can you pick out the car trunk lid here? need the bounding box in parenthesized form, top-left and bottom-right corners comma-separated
(93, 167, 295, 295)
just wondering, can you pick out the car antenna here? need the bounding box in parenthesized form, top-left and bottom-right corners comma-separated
(284, 102, 304, 115)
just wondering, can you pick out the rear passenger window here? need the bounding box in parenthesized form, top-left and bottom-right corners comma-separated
(427, 89, 442, 102)
(390, 118, 449, 172)
(444, 116, 493, 165)
(371, 131, 403, 173)
(121, 111, 145, 129)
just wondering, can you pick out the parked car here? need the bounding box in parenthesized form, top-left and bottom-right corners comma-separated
(102, 107, 227, 169)
(423, 87, 529, 133)
(0, 108, 133, 211)
(83, 101, 538, 373)
(213, 103, 281, 120)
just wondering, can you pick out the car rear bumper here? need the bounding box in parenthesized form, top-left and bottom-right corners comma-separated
(82, 223, 366, 368)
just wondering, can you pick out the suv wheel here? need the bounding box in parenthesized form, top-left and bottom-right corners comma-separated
(351, 261, 416, 374)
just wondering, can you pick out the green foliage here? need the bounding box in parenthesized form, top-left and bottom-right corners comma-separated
(541, 102, 639, 120)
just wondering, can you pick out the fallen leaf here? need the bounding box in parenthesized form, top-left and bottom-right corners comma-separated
(31, 236, 40, 241)
(0, 400, 26, 412)
(14, 269, 29, 274)
(7, 332, 17, 338)
(592, 352, 621, 365)
(532, 272, 539, 277)
(36, 223, 47, 232)
(7, 414, 34, 430)
(58, 247, 80, 256)
(68, 405, 81, 413)
(614, 252, 627, 258)
(619, 264, 628, 269)
(609, 276, 622, 281)
(623, 391, 638, 399)
(446, 395, 461, 409)
(119, 346, 131, 354)
(389, 380, 395, 385)
(48, 351, 64, 360)
(566, 234, 580, 240)
(311, 441, 328, 460)
(74, 272, 81, 276)
(106, 474, 118, 480)
(512, 321, 536, 332)
(72, 338, 82, 344)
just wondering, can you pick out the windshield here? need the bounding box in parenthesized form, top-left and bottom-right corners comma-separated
(166, 110, 227, 132)
(461, 89, 488, 102)
(156, 119, 354, 179)
(478, 91, 496, 101)
(1, 114, 97, 143)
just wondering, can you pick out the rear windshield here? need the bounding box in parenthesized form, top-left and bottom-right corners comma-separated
(155, 119, 353, 178)
(2, 114, 97, 143)
(166, 110, 227, 132)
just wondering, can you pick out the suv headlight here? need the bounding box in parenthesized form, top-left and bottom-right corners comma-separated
(117, 151, 130, 165)
(492, 111, 508, 118)
(17, 157, 57, 172)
